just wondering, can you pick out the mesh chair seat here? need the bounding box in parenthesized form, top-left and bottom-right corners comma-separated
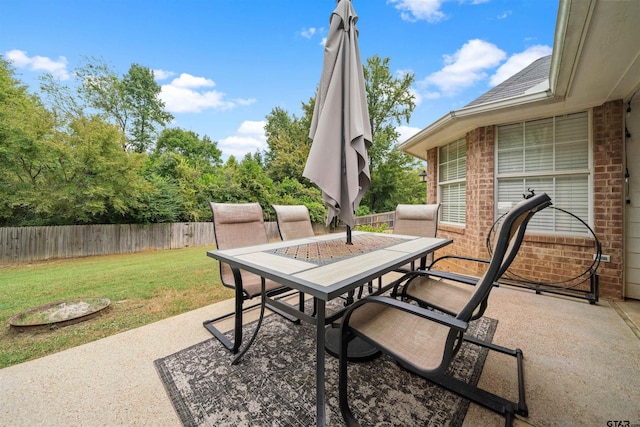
(214, 203, 288, 297)
(394, 204, 440, 271)
(272, 205, 315, 240)
(347, 301, 450, 371)
(339, 193, 553, 426)
(403, 276, 483, 319)
(204, 202, 302, 354)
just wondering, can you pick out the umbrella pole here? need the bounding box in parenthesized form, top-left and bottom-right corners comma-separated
(346, 225, 352, 245)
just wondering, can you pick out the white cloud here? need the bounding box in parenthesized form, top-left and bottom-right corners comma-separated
(490, 45, 552, 86)
(153, 69, 176, 80)
(234, 98, 257, 106)
(4, 49, 70, 80)
(421, 39, 506, 94)
(159, 73, 253, 113)
(160, 85, 229, 113)
(237, 120, 266, 135)
(387, 0, 488, 22)
(497, 10, 512, 19)
(301, 27, 317, 39)
(397, 125, 422, 143)
(171, 73, 215, 89)
(219, 120, 267, 158)
(387, 0, 446, 23)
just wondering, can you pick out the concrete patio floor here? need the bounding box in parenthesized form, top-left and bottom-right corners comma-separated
(1, 282, 639, 426)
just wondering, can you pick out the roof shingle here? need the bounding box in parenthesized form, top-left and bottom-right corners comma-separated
(465, 55, 552, 107)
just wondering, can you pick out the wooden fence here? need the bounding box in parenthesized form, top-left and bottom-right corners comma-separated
(0, 211, 396, 264)
(0, 223, 214, 263)
(354, 211, 395, 229)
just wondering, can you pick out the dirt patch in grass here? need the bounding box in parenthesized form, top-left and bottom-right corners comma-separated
(0, 246, 233, 369)
(9, 298, 111, 327)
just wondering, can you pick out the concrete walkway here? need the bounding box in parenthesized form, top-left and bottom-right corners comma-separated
(1, 286, 639, 427)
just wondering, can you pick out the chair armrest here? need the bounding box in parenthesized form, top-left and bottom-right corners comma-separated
(430, 254, 490, 269)
(344, 295, 468, 332)
(395, 268, 479, 285)
(418, 270, 480, 285)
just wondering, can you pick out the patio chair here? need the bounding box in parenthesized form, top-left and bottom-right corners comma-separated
(271, 203, 377, 360)
(271, 203, 362, 314)
(272, 204, 314, 313)
(370, 203, 440, 294)
(394, 203, 441, 271)
(203, 202, 303, 354)
(272, 204, 315, 240)
(392, 199, 529, 320)
(338, 193, 552, 426)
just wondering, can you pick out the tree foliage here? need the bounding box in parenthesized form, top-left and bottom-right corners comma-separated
(1, 52, 426, 227)
(0, 56, 57, 225)
(154, 127, 222, 171)
(122, 64, 174, 152)
(362, 55, 424, 212)
(48, 58, 173, 152)
(48, 116, 148, 224)
(264, 99, 314, 184)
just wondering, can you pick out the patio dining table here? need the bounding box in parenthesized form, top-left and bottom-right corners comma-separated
(206, 230, 452, 427)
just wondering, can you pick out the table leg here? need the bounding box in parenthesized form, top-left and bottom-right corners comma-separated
(316, 299, 326, 427)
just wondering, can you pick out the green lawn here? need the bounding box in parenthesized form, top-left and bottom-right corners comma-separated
(0, 246, 232, 369)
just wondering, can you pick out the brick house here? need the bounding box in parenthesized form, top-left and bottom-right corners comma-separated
(399, 0, 640, 301)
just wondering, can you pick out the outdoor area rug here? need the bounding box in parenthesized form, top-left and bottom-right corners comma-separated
(154, 311, 497, 427)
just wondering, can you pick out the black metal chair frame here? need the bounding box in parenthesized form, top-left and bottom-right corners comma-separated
(203, 204, 304, 357)
(202, 267, 302, 357)
(338, 193, 553, 427)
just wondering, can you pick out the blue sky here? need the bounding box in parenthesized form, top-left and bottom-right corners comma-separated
(1, 0, 557, 159)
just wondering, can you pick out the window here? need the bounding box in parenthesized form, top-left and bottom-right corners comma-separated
(438, 138, 466, 225)
(496, 111, 590, 233)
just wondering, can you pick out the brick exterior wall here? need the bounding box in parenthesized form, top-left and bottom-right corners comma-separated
(592, 100, 625, 300)
(427, 100, 625, 300)
(426, 148, 438, 206)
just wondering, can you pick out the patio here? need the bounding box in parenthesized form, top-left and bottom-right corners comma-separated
(1, 275, 639, 426)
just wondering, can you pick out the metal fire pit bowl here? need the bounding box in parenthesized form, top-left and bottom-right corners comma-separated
(8, 298, 111, 332)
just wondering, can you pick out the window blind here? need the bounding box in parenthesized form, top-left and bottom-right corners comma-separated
(439, 138, 466, 225)
(496, 111, 590, 234)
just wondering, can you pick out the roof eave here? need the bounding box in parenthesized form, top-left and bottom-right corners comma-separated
(399, 89, 555, 159)
(549, 0, 595, 97)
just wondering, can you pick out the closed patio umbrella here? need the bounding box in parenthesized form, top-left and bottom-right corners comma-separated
(303, 0, 372, 244)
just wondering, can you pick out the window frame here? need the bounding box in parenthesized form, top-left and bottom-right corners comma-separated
(437, 137, 467, 226)
(494, 110, 593, 236)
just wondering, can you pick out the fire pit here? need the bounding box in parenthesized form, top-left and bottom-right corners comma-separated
(8, 298, 111, 332)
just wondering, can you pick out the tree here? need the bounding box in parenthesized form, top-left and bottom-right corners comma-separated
(48, 116, 148, 224)
(72, 58, 173, 152)
(2, 56, 152, 226)
(264, 99, 315, 183)
(203, 154, 299, 221)
(362, 55, 424, 212)
(274, 177, 326, 223)
(237, 153, 276, 209)
(261, 100, 327, 220)
(154, 127, 222, 171)
(144, 128, 223, 222)
(0, 55, 57, 225)
(132, 173, 182, 223)
(122, 64, 174, 152)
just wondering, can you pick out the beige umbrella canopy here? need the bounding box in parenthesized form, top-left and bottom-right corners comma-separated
(303, 0, 372, 243)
